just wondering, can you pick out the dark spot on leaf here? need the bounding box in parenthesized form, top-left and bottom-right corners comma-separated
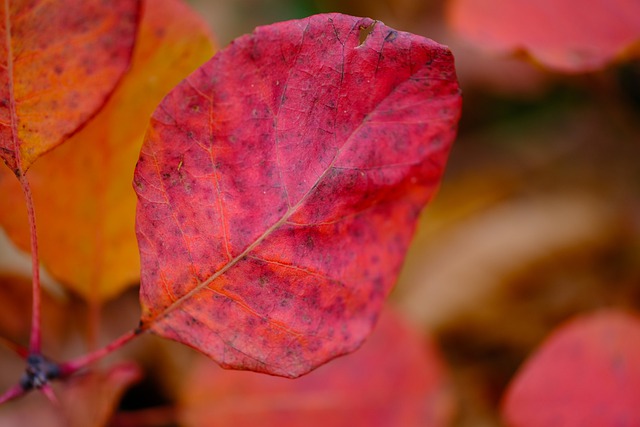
(371, 277, 385, 297)
(350, 226, 363, 239)
(424, 51, 435, 66)
(307, 339, 322, 352)
(384, 30, 398, 42)
(305, 235, 314, 249)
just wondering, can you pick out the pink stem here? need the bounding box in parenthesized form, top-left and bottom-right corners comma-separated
(0, 384, 26, 405)
(40, 384, 59, 406)
(19, 174, 42, 354)
(58, 328, 141, 376)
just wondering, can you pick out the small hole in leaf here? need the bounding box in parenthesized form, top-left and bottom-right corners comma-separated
(358, 22, 376, 46)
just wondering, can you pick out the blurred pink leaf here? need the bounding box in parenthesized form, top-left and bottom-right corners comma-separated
(179, 309, 455, 427)
(502, 309, 640, 426)
(447, 0, 640, 72)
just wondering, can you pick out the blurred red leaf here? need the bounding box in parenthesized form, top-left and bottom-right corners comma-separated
(0, 0, 139, 174)
(60, 362, 141, 427)
(179, 309, 455, 427)
(447, 0, 640, 72)
(501, 309, 640, 426)
(134, 13, 461, 377)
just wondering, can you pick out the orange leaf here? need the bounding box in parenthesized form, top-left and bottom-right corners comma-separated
(501, 309, 640, 426)
(179, 309, 455, 427)
(0, 0, 139, 174)
(0, 0, 215, 301)
(447, 0, 640, 72)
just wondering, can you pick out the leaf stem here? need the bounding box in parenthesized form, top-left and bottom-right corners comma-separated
(40, 384, 59, 406)
(19, 174, 42, 354)
(0, 384, 26, 405)
(58, 328, 142, 376)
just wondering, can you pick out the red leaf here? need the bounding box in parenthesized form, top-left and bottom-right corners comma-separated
(501, 309, 640, 426)
(0, 0, 139, 174)
(60, 362, 142, 427)
(447, 0, 640, 72)
(134, 13, 461, 377)
(179, 309, 455, 427)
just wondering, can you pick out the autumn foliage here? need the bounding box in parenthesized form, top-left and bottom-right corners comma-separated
(0, 0, 214, 302)
(0, 0, 139, 173)
(179, 309, 455, 427)
(502, 310, 640, 426)
(447, 0, 640, 72)
(0, 0, 463, 423)
(1, 0, 640, 425)
(134, 13, 460, 378)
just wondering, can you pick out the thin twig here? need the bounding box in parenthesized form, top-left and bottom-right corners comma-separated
(40, 384, 59, 406)
(19, 174, 42, 354)
(58, 328, 142, 376)
(0, 384, 26, 405)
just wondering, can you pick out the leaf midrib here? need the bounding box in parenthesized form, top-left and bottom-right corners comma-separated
(143, 23, 433, 328)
